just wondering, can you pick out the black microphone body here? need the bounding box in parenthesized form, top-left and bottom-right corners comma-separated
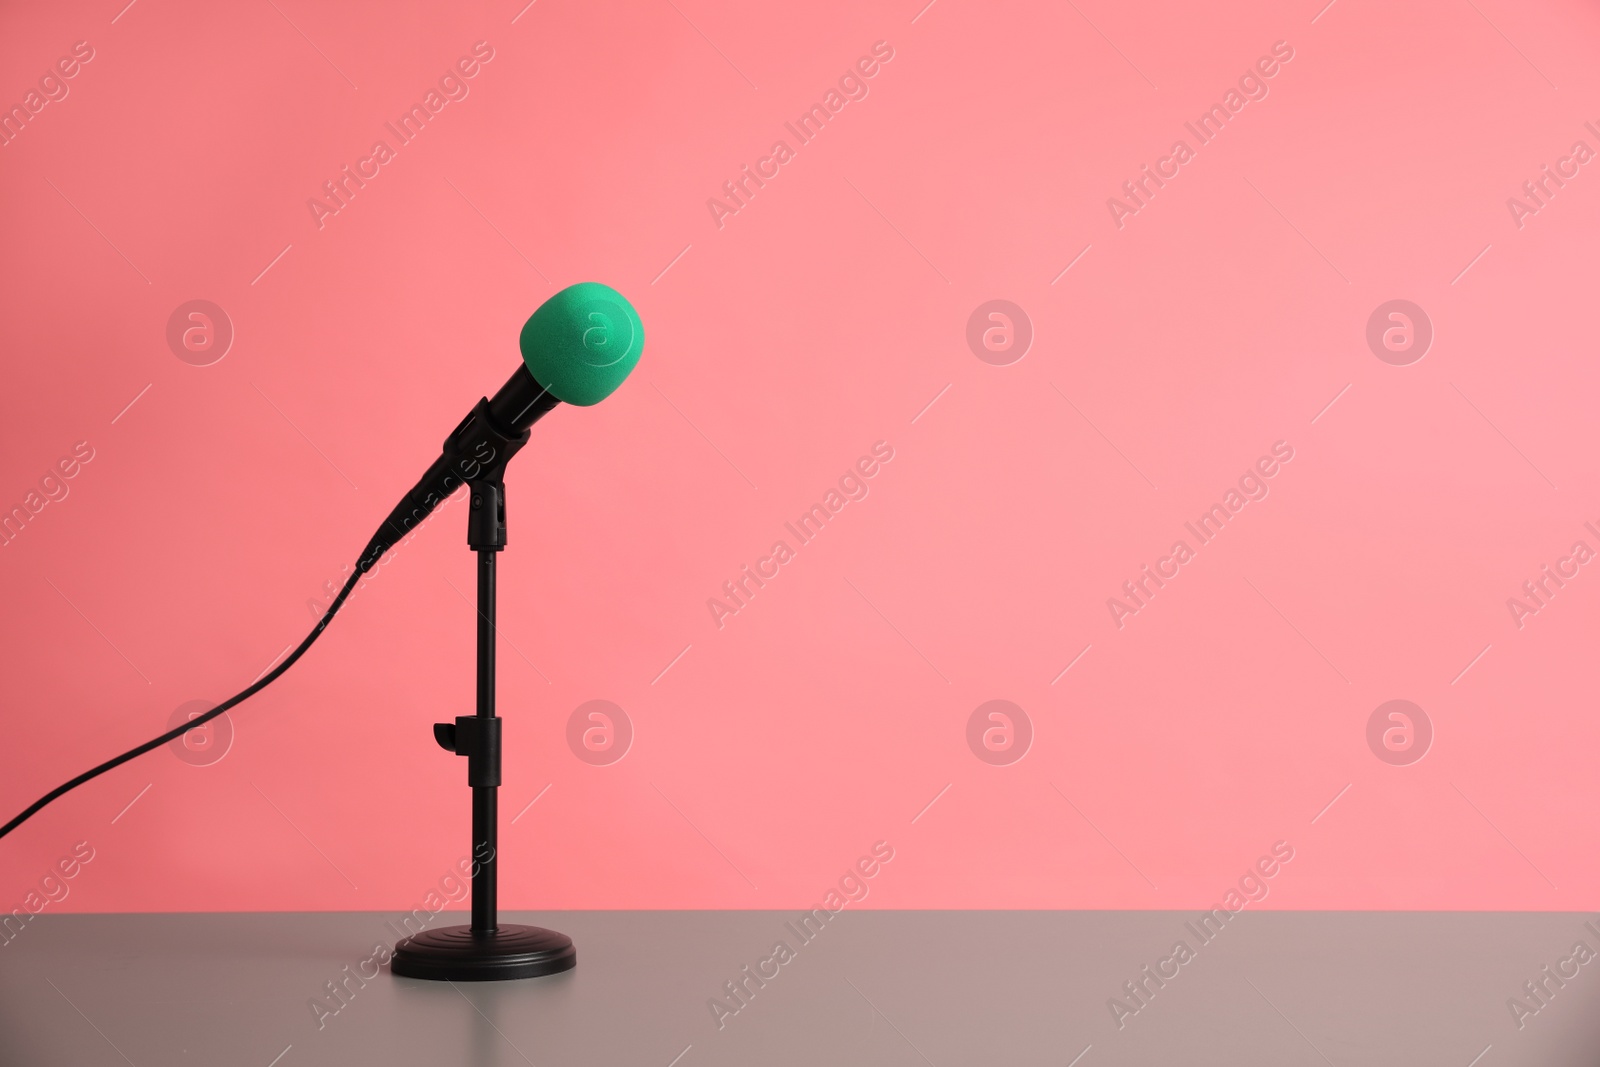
(360, 366, 560, 571)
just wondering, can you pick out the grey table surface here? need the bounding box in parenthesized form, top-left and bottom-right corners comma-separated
(2, 910, 1598, 1066)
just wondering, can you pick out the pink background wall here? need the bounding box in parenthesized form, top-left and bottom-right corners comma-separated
(2, 0, 1599, 914)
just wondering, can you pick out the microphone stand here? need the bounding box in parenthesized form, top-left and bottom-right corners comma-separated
(390, 454, 575, 981)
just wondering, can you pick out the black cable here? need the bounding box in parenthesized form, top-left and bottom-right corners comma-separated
(0, 563, 368, 840)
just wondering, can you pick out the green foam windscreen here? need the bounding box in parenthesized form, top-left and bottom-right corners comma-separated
(517, 282, 644, 406)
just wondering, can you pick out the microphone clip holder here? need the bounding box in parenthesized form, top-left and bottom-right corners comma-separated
(466, 479, 508, 553)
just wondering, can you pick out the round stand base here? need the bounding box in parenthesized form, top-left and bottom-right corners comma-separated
(390, 924, 576, 981)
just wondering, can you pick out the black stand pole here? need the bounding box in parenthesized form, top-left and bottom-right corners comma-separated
(390, 477, 575, 981)
(471, 545, 498, 935)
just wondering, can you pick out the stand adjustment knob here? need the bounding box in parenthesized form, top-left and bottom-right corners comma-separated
(430, 715, 502, 787)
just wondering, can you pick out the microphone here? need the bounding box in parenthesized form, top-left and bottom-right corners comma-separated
(0, 281, 642, 842)
(360, 281, 643, 570)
